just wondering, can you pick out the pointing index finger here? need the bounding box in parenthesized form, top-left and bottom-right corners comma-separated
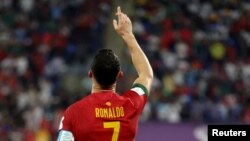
(116, 6, 122, 24)
(117, 6, 121, 14)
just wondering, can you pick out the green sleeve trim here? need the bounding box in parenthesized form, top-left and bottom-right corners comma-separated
(132, 83, 149, 96)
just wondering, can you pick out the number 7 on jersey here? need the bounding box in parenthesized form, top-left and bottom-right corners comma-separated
(103, 121, 120, 141)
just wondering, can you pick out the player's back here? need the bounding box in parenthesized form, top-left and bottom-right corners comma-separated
(67, 90, 145, 141)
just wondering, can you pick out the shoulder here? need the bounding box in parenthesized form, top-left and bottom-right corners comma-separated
(68, 95, 91, 109)
(65, 96, 90, 112)
(121, 83, 148, 111)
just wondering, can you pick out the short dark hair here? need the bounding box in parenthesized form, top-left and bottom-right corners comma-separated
(91, 49, 120, 88)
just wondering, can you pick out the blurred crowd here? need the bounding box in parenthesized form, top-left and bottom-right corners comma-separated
(0, 0, 250, 140)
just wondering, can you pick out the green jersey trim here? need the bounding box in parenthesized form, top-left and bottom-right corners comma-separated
(132, 83, 149, 96)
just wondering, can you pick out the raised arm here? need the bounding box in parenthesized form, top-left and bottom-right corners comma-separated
(113, 6, 153, 93)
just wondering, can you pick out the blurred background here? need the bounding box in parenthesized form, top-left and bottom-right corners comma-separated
(0, 0, 250, 140)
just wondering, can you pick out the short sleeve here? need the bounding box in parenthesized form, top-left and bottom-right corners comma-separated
(58, 107, 73, 131)
(123, 83, 148, 113)
(131, 83, 149, 96)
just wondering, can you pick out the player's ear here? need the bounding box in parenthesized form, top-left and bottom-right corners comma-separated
(88, 70, 93, 78)
(117, 71, 123, 78)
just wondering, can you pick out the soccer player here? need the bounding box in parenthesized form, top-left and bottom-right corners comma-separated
(57, 6, 153, 141)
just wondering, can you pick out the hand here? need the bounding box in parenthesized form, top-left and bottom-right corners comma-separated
(113, 6, 133, 36)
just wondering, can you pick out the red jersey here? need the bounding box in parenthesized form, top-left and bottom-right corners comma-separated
(57, 84, 148, 141)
